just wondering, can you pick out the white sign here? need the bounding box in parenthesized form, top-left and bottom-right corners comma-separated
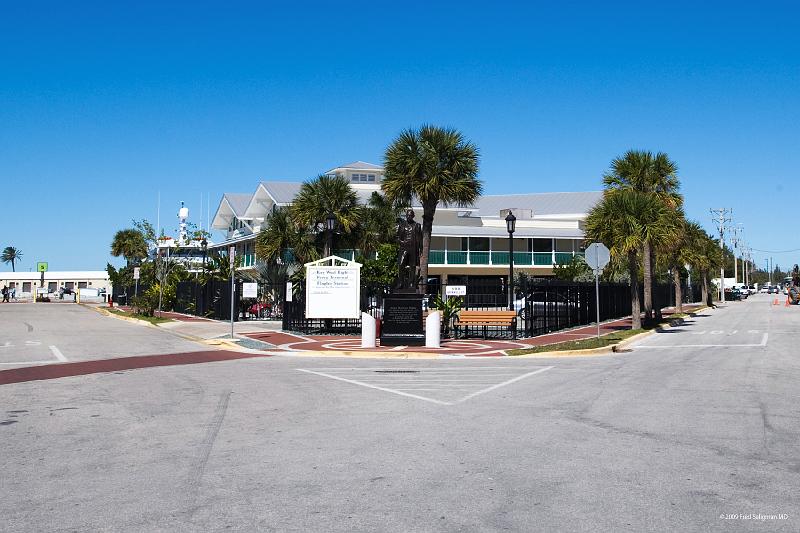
(585, 242, 610, 273)
(133, 267, 140, 280)
(242, 282, 258, 299)
(285, 282, 293, 302)
(445, 285, 467, 296)
(306, 265, 361, 319)
(37, 288, 48, 295)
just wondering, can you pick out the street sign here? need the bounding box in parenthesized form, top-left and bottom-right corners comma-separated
(585, 242, 611, 340)
(37, 262, 48, 272)
(133, 267, 140, 280)
(242, 282, 258, 299)
(445, 285, 467, 296)
(585, 243, 610, 273)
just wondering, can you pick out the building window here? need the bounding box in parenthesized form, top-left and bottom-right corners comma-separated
(23, 282, 31, 292)
(532, 238, 553, 252)
(351, 173, 375, 183)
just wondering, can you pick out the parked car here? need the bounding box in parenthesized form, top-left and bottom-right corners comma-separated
(732, 285, 748, 299)
(724, 287, 742, 301)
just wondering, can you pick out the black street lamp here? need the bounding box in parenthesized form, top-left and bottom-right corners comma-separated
(201, 237, 208, 276)
(505, 211, 516, 310)
(325, 212, 336, 257)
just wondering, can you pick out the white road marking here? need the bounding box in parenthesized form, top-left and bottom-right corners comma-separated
(454, 367, 554, 404)
(689, 331, 707, 335)
(0, 361, 53, 366)
(748, 330, 760, 334)
(299, 366, 554, 405)
(49, 345, 68, 362)
(389, 345, 408, 351)
(637, 332, 769, 350)
(298, 369, 452, 405)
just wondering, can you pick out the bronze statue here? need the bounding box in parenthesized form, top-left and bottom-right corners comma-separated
(397, 209, 423, 291)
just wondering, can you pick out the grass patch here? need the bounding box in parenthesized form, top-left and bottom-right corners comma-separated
(106, 308, 173, 325)
(507, 329, 644, 355)
(507, 316, 682, 355)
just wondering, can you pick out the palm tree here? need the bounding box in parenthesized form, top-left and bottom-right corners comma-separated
(1, 247, 23, 272)
(383, 125, 481, 292)
(660, 217, 703, 313)
(110, 228, 148, 267)
(585, 189, 678, 330)
(603, 150, 682, 321)
(291, 174, 362, 257)
(357, 192, 403, 257)
(256, 206, 319, 266)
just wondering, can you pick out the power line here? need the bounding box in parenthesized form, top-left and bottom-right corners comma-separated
(750, 247, 800, 254)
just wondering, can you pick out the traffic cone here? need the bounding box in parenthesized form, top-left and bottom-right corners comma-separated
(785, 297, 791, 307)
(773, 298, 779, 306)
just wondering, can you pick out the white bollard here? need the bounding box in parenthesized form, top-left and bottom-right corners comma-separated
(361, 312, 376, 348)
(426, 310, 441, 348)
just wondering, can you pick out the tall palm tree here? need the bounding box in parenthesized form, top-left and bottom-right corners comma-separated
(110, 228, 148, 267)
(585, 189, 677, 330)
(1, 247, 23, 272)
(291, 174, 362, 257)
(603, 150, 682, 321)
(383, 125, 481, 292)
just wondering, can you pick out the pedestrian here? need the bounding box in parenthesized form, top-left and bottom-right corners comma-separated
(1, 285, 8, 303)
(10, 286, 16, 301)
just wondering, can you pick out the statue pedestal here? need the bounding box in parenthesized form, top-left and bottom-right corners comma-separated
(380, 293, 425, 346)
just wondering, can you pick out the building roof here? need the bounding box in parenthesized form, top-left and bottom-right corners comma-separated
(473, 191, 603, 217)
(331, 161, 383, 171)
(259, 181, 302, 205)
(259, 181, 380, 206)
(223, 193, 253, 217)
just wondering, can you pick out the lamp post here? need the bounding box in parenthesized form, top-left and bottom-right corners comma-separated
(505, 211, 516, 310)
(325, 212, 336, 257)
(201, 237, 208, 276)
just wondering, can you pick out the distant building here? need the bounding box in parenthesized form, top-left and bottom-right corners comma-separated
(210, 161, 602, 287)
(0, 271, 111, 298)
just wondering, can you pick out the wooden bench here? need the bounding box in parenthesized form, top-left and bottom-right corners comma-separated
(453, 310, 518, 339)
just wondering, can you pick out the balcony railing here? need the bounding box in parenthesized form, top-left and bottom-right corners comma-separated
(428, 250, 583, 266)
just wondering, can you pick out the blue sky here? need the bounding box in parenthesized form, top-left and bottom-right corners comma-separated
(1, 1, 798, 272)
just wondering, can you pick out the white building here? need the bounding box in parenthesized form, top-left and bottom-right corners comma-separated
(210, 161, 602, 286)
(0, 271, 111, 299)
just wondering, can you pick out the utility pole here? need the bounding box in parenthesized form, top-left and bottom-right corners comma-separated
(710, 208, 732, 302)
(731, 225, 740, 284)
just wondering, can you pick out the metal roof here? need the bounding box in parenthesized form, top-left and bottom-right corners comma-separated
(223, 193, 253, 217)
(330, 161, 383, 171)
(260, 181, 380, 205)
(473, 191, 603, 217)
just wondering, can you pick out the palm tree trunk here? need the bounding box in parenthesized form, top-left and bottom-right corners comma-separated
(419, 203, 436, 294)
(673, 268, 683, 314)
(629, 250, 642, 329)
(701, 272, 710, 307)
(652, 247, 662, 320)
(642, 241, 653, 322)
(11, 259, 15, 272)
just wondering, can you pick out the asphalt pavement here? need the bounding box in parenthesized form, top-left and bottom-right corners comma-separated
(1, 294, 798, 532)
